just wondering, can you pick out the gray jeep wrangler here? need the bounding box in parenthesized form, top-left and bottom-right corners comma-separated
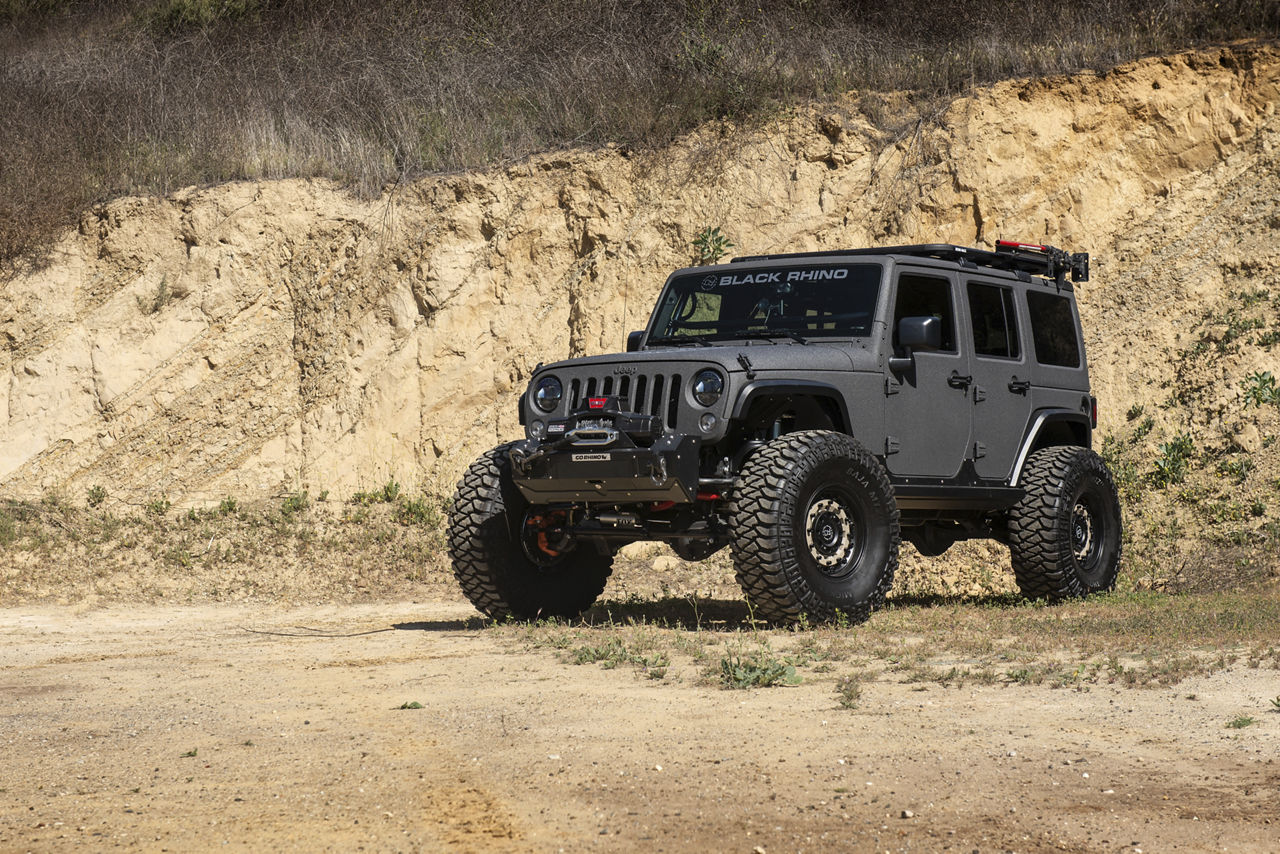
(448, 241, 1122, 623)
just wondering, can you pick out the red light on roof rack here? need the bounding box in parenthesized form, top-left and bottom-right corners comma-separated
(996, 240, 1048, 252)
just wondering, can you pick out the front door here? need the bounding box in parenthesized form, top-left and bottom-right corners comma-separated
(884, 268, 972, 478)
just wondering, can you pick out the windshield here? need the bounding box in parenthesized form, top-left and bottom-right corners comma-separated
(648, 263, 882, 343)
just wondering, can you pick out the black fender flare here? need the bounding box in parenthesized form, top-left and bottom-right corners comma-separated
(729, 380, 851, 433)
(1009, 409, 1092, 486)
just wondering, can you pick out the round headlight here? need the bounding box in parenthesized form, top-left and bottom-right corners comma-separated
(533, 376, 562, 413)
(692, 369, 724, 407)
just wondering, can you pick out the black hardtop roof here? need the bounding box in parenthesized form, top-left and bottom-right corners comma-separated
(730, 242, 1089, 287)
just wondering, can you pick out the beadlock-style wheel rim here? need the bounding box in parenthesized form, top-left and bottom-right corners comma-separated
(805, 495, 857, 573)
(1071, 500, 1097, 567)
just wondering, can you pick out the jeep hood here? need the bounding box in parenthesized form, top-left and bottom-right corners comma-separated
(534, 341, 877, 376)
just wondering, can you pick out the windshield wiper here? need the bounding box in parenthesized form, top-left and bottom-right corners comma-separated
(647, 334, 712, 347)
(727, 328, 810, 345)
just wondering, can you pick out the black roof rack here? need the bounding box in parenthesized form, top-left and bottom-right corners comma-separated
(730, 240, 1089, 287)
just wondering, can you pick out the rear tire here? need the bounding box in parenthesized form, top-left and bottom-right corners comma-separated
(729, 431, 899, 624)
(448, 443, 612, 620)
(1007, 446, 1122, 601)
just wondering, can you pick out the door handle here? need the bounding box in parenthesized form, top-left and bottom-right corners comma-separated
(1008, 377, 1031, 394)
(947, 372, 972, 389)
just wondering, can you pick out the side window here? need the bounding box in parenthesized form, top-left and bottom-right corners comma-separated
(893, 273, 955, 352)
(967, 281, 1020, 359)
(1026, 291, 1081, 368)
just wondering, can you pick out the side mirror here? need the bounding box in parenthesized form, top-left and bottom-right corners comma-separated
(888, 316, 942, 372)
(626, 330, 644, 352)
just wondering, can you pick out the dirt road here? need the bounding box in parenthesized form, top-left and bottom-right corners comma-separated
(2, 601, 1277, 853)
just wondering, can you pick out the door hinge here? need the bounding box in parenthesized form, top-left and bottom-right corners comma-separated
(973, 441, 987, 459)
(884, 377, 900, 396)
(885, 436, 900, 455)
(973, 385, 987, 403)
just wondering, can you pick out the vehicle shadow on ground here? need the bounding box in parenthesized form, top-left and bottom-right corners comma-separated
(390, 592, 1030, 635)
(584, 597, 754, 629)
(391, 616, 490, 633)
(884, 592, 1028, 610)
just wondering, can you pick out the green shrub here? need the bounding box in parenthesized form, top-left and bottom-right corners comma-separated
(719, 646, 800, 689)
(1151, 432, 1195, 487)
(692, 226, 734, 265)
(280, 491, 309, 516)
(1243, 370, 1279, 409)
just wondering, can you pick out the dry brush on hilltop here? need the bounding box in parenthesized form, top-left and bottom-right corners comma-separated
(3, 0, 1279, 267)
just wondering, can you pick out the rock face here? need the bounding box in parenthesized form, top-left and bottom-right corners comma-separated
(2, 45, 1279, 506)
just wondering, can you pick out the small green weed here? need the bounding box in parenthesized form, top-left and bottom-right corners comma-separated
(180, 747, 198, 757)
(145, 498, 171, 517)
(397, 495, 442, 527)
(1269, 695, 1280, 711)
(397, 701, 424, 710)
(352, 479, 402, 505)
(719, 646, 800, 689)
(136, 276, 172, 315)
(692, 226, 734, 265)
(1243, 370, 1279, 408)
(1125, 403, 1145, 421)
(1226, 715, 1256, 729)
(570, 635, 669, 678)
(218, 497, 238, 515)
(834, 674, 862, 709)
(280, 491, 309, 516)
(1151, 432, 1194, 487)
(86, 484, 107, 508)
(1217, 457, 1254, 483)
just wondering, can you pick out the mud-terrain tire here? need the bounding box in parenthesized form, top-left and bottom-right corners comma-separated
(449, 443, 612, 620)
(729, 430, 899, 623)
(1007, 446, 1122, 601)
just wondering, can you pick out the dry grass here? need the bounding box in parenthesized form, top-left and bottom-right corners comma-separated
(0, 491, 458, 604)
(3, 0, 1278, 268)
(492, 588, 1280, 692)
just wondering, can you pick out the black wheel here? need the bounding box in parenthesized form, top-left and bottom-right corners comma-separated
(728, 430, 900, 623)
(1007, 446, 1123, 601)
(448, 443, 612, 620)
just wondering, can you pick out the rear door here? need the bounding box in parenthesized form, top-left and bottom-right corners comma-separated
(964, 278, 1033, 480)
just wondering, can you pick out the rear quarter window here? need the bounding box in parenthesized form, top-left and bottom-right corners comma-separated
(1026, 291, 1080, 368)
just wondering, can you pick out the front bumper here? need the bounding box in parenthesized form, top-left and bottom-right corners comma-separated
(509, 433, 701, 504)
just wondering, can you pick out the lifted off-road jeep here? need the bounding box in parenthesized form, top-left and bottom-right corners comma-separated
(448, 241, 1123, 623)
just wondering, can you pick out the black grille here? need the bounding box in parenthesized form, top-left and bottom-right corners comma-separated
(568, 370, 684, 429)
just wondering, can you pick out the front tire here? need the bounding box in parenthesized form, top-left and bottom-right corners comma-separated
(448, 443, 612, 620)
(729, 431, 900, 623)
(1007, 446, 1123, 601)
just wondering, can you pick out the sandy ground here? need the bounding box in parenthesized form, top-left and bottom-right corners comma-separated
(2, 600, 1278, 853)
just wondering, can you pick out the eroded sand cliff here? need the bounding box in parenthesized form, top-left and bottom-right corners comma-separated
(2, 45, 1278, 508)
